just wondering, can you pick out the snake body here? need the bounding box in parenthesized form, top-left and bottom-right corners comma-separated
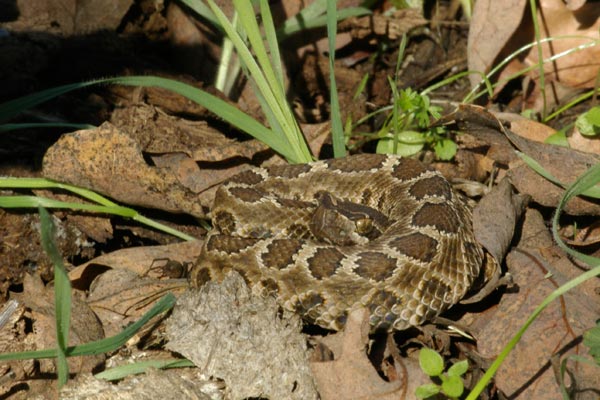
(192, 154, 484, 331)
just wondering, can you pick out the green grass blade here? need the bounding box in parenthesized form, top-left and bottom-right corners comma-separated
(235, 0, 283, 104)
(260, 0, 284, 87)
(0, 123, 95, 133)
(277, 6, 371, 39)
(0, 177, 120, 206)
(0, 76, 295, 161)
(544, 89, 598, 123)
(395, 34, 407, 81)
(0, 177, 197, 241)
(327, 0, 346, 158)
(233, 0, 311, 162)
(517, 152, 600, 198)
(214, 11, 239, 93)
(108, 76, 294, 159)
(528, 0, 547, 117)
(0, 293, 176, 361)
(552, 163, 600, 265)
(0, 195, 135, 216)
(464, 36, 598, 104)
(423, 71, 492, 98)
(176, 0, 221, 31)
(203, 0, 305, 162)
(466, 265, 600, 399)
(133, 214, 197, 242)
(0, 82, 91, 122)
(38, 206, 71, 387)
(206, 0, 311, 163)
(0, 195, 196, 242)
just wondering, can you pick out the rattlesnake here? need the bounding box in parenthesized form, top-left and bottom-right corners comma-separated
(191, 154, 485, 332)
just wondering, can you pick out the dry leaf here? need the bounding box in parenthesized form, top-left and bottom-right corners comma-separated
(469, 0, 600, 109)
(439, 105, 600, 215)
(475, 248, 600, 398)
(503, 124, 600, 214)
(310, 308, 408, 400)
(467, 0, 528, 90)
(467, 206, 600, 397)
(111, 104, 270, 162)
(87, 269, 187, 338)
(501, 114, 558, 143)
(69, 241, 202, 284)
(42, 122, 205, 218)
(466, 178, 528, 303)
(473, 178, 528, 264)
(568, 127, 600, 155)
(560, 220, 600, 247)
(520, 0, 600, 90)
(2, 0, 133, 34)
(13, 274, 105, 376)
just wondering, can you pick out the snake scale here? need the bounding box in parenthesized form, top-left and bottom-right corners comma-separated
(191, 154, 485, 332)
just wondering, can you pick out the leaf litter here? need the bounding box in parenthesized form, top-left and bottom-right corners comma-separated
(1, 1, 600, 399)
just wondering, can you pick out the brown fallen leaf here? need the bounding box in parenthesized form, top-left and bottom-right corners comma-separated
(69, 240, 202, 285)
(1, 0, 133, 34)
(499, 113, 558, 143)
(520, 0, 600, 90)
(310, 308, 413, 400)
(469, 0, 600, 109)
(470, 206, 600, 398)
(438, 105, 600, 215)
(504, 122, 600, 215)
(475, 248, 600, 398)
(466, 178, 528, 303)
(86, 268, 187, 338)
(12, 274, 105, 377)
(339, 8, 428, 40)
(559, 220, 600, 247)
(68, 241, 198, 339)
(467, 0, 527, 90)
(110, 104, 271, 162)
(473, 178, 529, 264)
(42, 122, 206, 218)
(567, 126, 600, 156)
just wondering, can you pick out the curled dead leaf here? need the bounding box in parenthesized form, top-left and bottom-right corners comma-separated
(42, 122, 206, 218)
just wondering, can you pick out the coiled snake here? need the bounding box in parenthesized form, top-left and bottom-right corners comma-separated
(191, 154, 484, 332)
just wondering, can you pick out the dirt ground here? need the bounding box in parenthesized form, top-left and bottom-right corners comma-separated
(1, 0, 599, 399)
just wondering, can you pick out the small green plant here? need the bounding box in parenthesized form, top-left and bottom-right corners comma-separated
(575, 106, 600, 137)
(416, 347, 469, 399)
(375, 87, 456, 160)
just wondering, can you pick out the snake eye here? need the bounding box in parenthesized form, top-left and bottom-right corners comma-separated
(355, 218, 373, 235)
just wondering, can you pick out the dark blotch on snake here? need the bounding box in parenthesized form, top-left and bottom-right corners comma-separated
(306, 247, 345, 279)
(389, 233, 438, 263)
(261, 239, 303, 270)
(412, 202, 460, 234)
(354, 252, 397, 281)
